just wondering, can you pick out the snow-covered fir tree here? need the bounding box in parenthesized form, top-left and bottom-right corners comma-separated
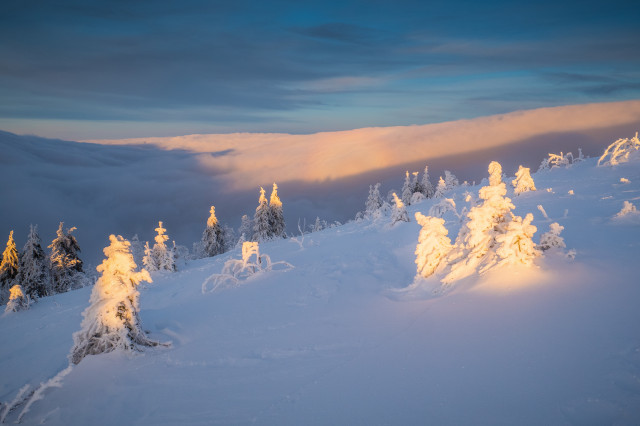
(237, 214, 252, 245)
(142, 241, 155, 271)
(201, 206, 226, 257)
(444, 170, 459, 192)
(421, 165, 435, 198)
(269, 183, 286, 239)
(365, 183, 384, 217)
(539, 223, 566, 251)
(433, 176, 447, 198)
(512, 165, 537, 194)
(70, 235, 158, 365)
(150, 221, 176, 272)
(311, 217, 326, 233)
(5, 284, 29, 313)
(0, 230, 19, 304)
(49, 223, 84, 294)
(253, 187, 271, 242)
(16, 225, 51, 299)
(414, 213, 452, 279)
(401, 171, 413, 205)
(390, 192, 410, 225)
(411, 172, 422, 195)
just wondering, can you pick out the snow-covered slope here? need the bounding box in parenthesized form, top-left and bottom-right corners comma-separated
(2, 153, 640, 425)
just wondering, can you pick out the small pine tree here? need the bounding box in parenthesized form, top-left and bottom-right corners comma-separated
(444, 170, 459, 192)
(238, 215, 252, 244)
(414, 213, 452, 279)
(5, 284, 30, 313)
(49, 222, 84, 294)
(401, 171, 413, 205)
(365, 183, 384, 217)
(433, 176, 447, 198)
(151, 221, 176, 271)
(0, 230, 20, 304)
(311, 217, 325, 232)
(421, 165, 435, 198)
(512, 165, 537, 194)
(269, 183, 286, 238)
(390, 192, 410, 225)
(16, 225, 51, 299)
(142, 241, 156, 272)
(70, 235, 157, 365)
(201, 206, 226, 257)
(253, 187, 271, 242)
(411, 171, 422, 194)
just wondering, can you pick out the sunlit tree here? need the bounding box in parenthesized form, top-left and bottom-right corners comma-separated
(70, 235, 157, 364)
(0, 230, 20, 304)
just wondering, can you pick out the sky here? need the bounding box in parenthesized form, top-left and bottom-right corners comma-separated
(1, 0, 639, 140)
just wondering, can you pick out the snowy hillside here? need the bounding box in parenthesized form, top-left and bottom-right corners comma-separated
(2, 143, 640, 425)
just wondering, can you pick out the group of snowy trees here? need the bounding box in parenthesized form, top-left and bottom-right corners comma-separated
(1, 223, 86, 310)
(413, 161, 564, 285)
(360, 164, 466, 222)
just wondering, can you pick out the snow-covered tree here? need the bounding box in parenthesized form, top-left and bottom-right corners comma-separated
(444, 170, 459, 192)
(421, 165, 435, 198)
(494, 213, 539, 267)
(539, 223, 566, 251)
(201, 206, 226, 257)
(401, 171, 413, 205)
(16, 225, 51, 300)
(253, 187, 271, 242)
(311, 217, 326, 233)
(237, 214, 252, 244)
(49, 223, 85, 294)
(142, 241, 155, 271)
(365, 183, 384, 217)
(512, 165, 537, 195)
(414, 213, 452, 279)
(598, 132, 640, 166)
(390, 193, 410, 225)
(70, 235, 158, 365)
(433, 176, 447, 198)
(152, 222, 176, 271)
(428, 198, 458, 219)
(411, 172, 422, 195)
(5, 284, 29, 313)
(1, 230, 20, 304)
(269, 183, 286, 239)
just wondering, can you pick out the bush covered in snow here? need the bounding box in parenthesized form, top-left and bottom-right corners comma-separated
(512, 165, 536, 194)
(598, 132, 640, 167)
(390, 193, 410, 225)
(202, 242, 293, 293)
(414, 213, 452, 279)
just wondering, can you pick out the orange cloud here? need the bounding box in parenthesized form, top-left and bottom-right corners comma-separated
(84, 100, 640, 190)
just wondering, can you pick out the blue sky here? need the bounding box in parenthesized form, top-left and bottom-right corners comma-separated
(1, 0, 638, 140)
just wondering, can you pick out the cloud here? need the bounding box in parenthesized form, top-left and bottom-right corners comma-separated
(85, 100, 640, 191)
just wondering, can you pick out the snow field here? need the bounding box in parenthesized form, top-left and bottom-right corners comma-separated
(1, 155, 640, 424)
